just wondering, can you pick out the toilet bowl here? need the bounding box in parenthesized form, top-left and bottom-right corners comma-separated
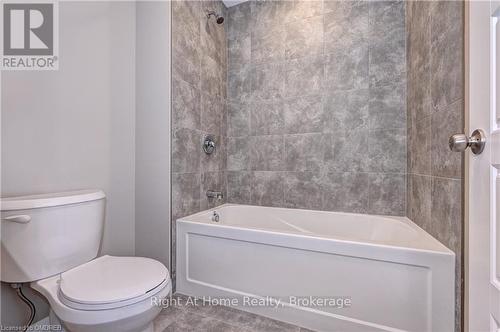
(1, 190, 171, 332)
(31, 255, 171, 332)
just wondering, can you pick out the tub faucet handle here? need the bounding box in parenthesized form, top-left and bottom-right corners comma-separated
(206, 190, 224, 200)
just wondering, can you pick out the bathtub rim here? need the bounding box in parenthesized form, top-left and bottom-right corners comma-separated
(177, 203, 454, 256)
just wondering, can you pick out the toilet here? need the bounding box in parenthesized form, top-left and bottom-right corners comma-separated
(1, 190, 171, 332)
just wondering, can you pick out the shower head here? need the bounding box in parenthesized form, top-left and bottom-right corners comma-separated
(207, 10, 224, 25)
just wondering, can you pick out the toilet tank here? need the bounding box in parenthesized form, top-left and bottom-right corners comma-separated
(1, 190, 106, 283)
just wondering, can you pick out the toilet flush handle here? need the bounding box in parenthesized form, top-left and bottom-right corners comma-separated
(2, 215, 31, 223)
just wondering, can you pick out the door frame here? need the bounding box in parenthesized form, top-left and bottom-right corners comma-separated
(464, 1, 470, 329)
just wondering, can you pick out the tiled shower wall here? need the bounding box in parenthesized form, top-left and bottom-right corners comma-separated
(406, 1, 463, 330)
(225, 1, 407, 215)
(171, 0, 462, 326)
(171, 0, 228, 277)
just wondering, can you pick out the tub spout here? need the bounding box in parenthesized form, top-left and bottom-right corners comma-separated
(206, 190, 224, 200)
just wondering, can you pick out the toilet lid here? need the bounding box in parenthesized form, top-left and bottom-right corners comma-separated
(59, 255, 168, 305)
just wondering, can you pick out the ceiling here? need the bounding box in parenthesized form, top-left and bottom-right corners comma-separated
(222, 0, 248, 7)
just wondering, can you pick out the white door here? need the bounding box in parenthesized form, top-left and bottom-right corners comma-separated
(467, 1, 500, 331)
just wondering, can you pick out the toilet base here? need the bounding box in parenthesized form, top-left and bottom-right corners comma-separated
(49, 310, 63, 331)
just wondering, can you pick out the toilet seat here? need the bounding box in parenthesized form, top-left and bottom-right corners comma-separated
(31, 255, 172, 330)
(59, 278, 170, 311)
(58, 255, 169, 310)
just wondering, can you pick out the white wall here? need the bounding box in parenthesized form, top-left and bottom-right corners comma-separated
(135, 2, 171, 268)
(1, 1, 137, 326)
(105, 1, 137, 256)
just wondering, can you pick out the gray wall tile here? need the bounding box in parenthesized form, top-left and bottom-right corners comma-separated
(284, 171, 323, 210)
(430, 2, 463, 112)
(220, 135, 228, 172)
(201, 93, 222, 136)
(228, 66, 252, 103)
(408, 116, 431, 175)
(430, 1, 463, 112)
(172, 1, 201, 88)
(223, 0, 407, 216)
(324, 1, 368, 53)
(368, 173, 406, 216)
(368, 34, 406, 88)
(430, 177, 462, 254)
(251, 1, 287, 34)
(324, 45, 369, 91)
(250, 102, 284, 135)
(430, 1, 462, 46)
(408, 174, 432, 230)
(227, 102, 250, 137)
(228, 35, 251, 70)
(227, 171, 252, 204)
(327, 130, 369, 172)
(284, 55, 324, 97)
(408, 68, 431, 125)
(407, 1, 430, 74)
(283, 0, 323, 23)
(369, 1, 406, 40)
(251, 62, 285, 101)
(407, 3, 463, 329)
(172, 0, 228, 278)
(251, 26, 285, 64)
(368, 128, 406, 173)
(324, 89, 369, 133)
(221, 102, 228, 138)
(431, 100, 463, 179)
(172, 128, 201, 173)
(368, 1, 406, 88)
(172, 50, 200, 91)
(284, 94, 324, 134)
(251, 171, 284, 207)
(172, 172, 201, 221)
(173, 78, 200, 130)
(227, 137, 250, 171)
(369, 83, 406, 130)
(322, 172, 369, 213)
(250, 135, 285, 171)
(430, 29, 463, 112)
(285, 16, 323, 59)
(285, 133, 328, 172)
(227, 1, 252, 40)
(201, 56, 224, 99)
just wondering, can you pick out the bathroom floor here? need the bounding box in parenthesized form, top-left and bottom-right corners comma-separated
(153, 294, 313, 332)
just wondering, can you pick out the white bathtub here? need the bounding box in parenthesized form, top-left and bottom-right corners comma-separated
(176, 204, 455, 332)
